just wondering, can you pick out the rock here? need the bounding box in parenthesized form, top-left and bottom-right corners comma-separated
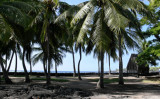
(27, 90, 54, 99)
(0, 91, 7, 98)
(0, 84, 93, 98)
(74, 91, 93, 97)
(0, 86, 5, 90)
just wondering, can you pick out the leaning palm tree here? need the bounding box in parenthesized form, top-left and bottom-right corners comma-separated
(75, 43, 85, 80)
(0, 41, 14, 84)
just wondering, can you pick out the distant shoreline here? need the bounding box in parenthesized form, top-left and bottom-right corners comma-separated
(6, 70, 118, 73)
(0, 72, 159, 76)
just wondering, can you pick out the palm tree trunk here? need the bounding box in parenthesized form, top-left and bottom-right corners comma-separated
(118, 34, 124, 85)
(14, 50, 17, 76)
(29, 56, 32, 75)
(0, 55, 12, 84)
(7, 51, 14, 72)
(22, 48, 30, 83)
(98, 58, 100, 76)
(78, 45, 82, 80)
(55, 62, 58, 77)
(72, 47, 76, 77)
(47, 58, 51, 84)
(46, 61, 48, 72)
(46, 34, 51, 84)
(5, 55, 7, 69)
(108, 54, 111, 75)
(97, 51, 104, 88)
(43, 59, 47, 77)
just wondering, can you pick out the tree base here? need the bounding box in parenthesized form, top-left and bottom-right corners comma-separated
(46, 81, 51, 85)
(119, 81, 124, 85)
(25, 79, 31, 83)
(5, 79, 13, 84)
(73, 73, 76, 77)
(78, 77, 82, 80)
(97, 80, 104, 89)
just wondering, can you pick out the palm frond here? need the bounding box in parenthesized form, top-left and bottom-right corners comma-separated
(55, 1, 88, 23)
(32, 52, 44, 66)
(0, 4, 31, 28)
(104, 0, 129, 34)
(92, 11, 111, 52)
(71, 2, 94, 26)
(0, 14, 13, 43)
(77, 7, 94, 43)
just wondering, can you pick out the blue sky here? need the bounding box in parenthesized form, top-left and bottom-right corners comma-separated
(8, 0, 152, 72)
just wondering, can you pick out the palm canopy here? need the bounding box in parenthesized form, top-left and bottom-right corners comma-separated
(0, 0, 40, 44)
(56, 0, 148, 53)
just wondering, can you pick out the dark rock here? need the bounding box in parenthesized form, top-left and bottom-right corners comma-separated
(0, 86, 5, 90)
(74, 91, 93, 97)
(0, 91, 7, 98)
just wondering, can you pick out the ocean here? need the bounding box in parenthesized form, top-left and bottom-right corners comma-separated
(8, 70, 113, 73)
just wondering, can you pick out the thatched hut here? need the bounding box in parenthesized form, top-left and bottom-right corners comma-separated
(127, 54, 138, 73)
(127, 54, 149, 74)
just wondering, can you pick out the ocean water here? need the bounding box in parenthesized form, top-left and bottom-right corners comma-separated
(8, 70, 111, 73)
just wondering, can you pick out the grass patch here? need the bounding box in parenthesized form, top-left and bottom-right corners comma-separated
(31, 78, 69, 82)
(0, 77, 4, 81)
(89, 78, 119, 84)
(143, 78, 160, 84)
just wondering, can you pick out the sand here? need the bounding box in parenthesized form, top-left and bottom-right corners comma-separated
(0, 75, 160, 99)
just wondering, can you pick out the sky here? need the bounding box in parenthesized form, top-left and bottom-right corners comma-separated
(5, 0, 153, 72)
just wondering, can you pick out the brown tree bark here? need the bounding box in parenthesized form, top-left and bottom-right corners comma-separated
(78, 45, 82, 80)
(7, 51, 14, 72)
(0, 55, 12, 84)
(14, 50, 17, 76)
(118, 34, 124, 85)
(22, 48, 30, 83)
(72, 47, 76, 77)
(97, 51, 104, 88)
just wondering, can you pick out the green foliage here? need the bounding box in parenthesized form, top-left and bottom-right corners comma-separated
(136, 44, 160, 66)
(89, 78, 119, 84)
(150, 66, 160, 72)
(137, 0, 160, 67)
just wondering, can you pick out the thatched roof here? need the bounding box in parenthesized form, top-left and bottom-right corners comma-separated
(127, 54, 138, 73)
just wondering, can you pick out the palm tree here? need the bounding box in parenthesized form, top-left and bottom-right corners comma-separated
(32, 44, 48, 77)
(0, 0, 41, 83)
(72, 47, 76, 77)
(30, 0, 61, 84)
(76, 44, 82, 80)
(14, 49, 18, 76)
(57, 0, 148, 87)
(25, 43, 33, 75)
(6, 50, 14, 72)
(0, 42, 13, 84)
(108, 54, 111, 75)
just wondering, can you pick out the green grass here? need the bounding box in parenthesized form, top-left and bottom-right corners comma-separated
(0, 78, 4, 81)
(142, 78, 160, 84)
(31, 78, 69, 82)
(89, 78, 119, 84)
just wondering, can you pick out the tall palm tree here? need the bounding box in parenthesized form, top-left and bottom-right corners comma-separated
(76, 44, 82, 80)
(30, 0, 61, 84)
(57, 0, 148, 87)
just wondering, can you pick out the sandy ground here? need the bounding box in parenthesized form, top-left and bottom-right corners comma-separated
(0, 75, 160, 99)
(57, 75, 160, 99)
